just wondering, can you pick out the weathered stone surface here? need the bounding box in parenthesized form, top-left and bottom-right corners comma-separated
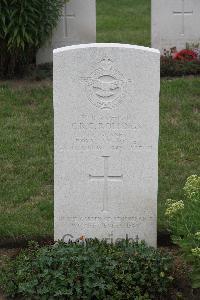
(37, 0, 96, 64)
(152, 0, 200, 53)
(54, 44, 160, 247)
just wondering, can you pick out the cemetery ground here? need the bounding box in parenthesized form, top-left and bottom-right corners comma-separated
(0, 0, 200, 299)
(0, 77, 199, 241)
(2, 0, 150, 242)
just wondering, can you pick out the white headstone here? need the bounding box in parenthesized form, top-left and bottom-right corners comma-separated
(152, 0, 200, 53)
(36, 0, 96, 64)
(54, 43, 160, 247)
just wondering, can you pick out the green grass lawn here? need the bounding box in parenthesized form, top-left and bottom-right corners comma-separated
(0, 78, 199, 238)
(97, 0, 151, 46)
(0, 0, 199, 239)
(0, 86, 53, 239)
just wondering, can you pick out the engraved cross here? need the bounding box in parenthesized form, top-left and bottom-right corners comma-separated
(89, 156, 123, 212)
(64, 3, 75, 37)
(173, 0, 193, 35)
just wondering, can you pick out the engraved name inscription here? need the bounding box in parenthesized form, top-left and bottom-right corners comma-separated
(64, 113, 153, 152)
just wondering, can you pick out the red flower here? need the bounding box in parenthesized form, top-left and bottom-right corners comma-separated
(173, 49, 197, 62)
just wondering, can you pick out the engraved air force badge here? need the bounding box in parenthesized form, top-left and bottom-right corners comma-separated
(82, 57, 129, 109)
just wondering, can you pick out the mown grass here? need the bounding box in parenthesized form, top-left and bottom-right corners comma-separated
(159, 78, 200, 229)
(97, 0, 151, 47)
(0, 86, 53, 239)
(0, 78, 199, 238)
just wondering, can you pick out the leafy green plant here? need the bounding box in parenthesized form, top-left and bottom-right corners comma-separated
(165, 175, 200, 288)
(0, 0, 66, 77)
(0, 240, 173, 299)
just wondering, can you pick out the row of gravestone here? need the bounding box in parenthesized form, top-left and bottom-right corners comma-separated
(37, 0, 200, 64)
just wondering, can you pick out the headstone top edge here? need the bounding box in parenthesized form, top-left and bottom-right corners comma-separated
(53, 43, 160, 55)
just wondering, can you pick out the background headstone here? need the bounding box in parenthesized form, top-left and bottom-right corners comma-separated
(36, 0, 96, 64)
(152, 0, 200, 53)
(54, 43, 160, 247)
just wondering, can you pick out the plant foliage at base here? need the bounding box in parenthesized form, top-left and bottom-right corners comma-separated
(165, 175, 200, 289)
(0, 240, 173, 299)
(161, 57, 200, 77)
